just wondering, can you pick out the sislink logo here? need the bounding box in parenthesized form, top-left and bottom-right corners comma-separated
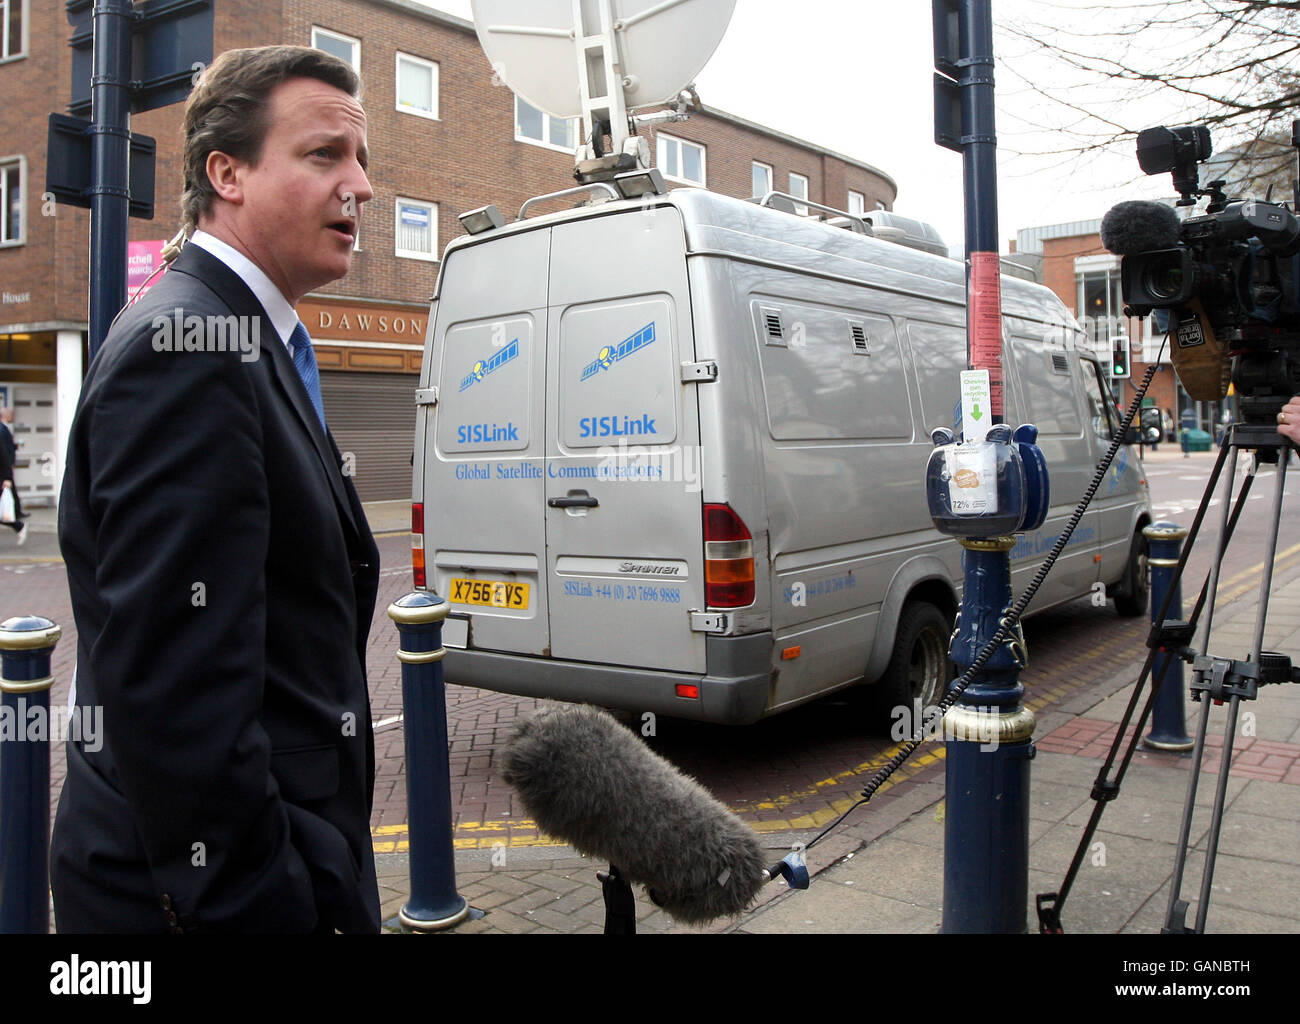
(580, 322, 656, 381)
(459, 337, 519, 392)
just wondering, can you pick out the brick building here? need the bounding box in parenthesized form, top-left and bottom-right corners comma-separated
(0, 0, 898, 502)
(1009, 217, 1230, 438)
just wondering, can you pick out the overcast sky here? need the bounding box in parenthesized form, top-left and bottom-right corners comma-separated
(415, 1, 1205, 254)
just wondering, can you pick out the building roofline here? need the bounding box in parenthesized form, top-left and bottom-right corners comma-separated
(366, 0, 476, 34)
(700, 104, 898, 196)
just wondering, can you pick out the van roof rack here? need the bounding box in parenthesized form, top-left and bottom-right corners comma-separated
(748, 191, 872, 235)
(517, 182, 622, 222)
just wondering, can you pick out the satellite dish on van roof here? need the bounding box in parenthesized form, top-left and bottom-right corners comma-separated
(471, 0, 736, 119)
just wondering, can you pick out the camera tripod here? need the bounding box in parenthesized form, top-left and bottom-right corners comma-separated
(1038, 422, 1300, 934)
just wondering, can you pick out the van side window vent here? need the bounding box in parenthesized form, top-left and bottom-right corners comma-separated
(1051, 353, 1070, 375)
(764, 311, 784, 340)
(849, 322, 870, 355)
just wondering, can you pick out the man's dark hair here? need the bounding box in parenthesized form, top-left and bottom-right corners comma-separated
(180, 46, 361, 235)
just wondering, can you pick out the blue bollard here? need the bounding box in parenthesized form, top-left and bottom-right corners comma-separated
(942, 540, 1036, 933)
(0, 615, 62, 934)
(387, 592, 469, 931)
(1143, 522, 1193, 751)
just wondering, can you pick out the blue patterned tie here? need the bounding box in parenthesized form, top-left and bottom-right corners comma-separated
(289, 321, 326, 430)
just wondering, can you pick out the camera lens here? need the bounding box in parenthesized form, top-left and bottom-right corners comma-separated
(1143, 256, 1185, 301)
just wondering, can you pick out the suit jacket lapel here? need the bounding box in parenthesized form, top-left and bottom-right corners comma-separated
(168, 245, 361, 541)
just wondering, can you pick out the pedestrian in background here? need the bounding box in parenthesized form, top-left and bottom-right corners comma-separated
(0, 407, 26, 546)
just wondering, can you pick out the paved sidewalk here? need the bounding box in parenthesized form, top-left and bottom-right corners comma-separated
(375, 552, 1300, 935)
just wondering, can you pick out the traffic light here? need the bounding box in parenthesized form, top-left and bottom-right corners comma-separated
(1112, 335, 1131, 378)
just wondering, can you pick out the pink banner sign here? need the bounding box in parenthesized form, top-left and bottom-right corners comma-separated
(127, 240, 167, 302)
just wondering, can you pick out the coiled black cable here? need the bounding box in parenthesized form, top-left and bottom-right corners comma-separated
(802, 347, 1165, 854)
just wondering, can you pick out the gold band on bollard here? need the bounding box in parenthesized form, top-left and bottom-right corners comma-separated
(0, 624, 63, 651)
(396, 648, 446, 665)
(387, 600, 450, 625)
(1143, 523, 1188, 542)
(0, 675, 55, 695)
(941, 705, 1036, 745)
(958, 536, 1017, 553)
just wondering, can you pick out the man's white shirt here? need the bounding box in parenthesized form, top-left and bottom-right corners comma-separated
(189, 230, 301, 351)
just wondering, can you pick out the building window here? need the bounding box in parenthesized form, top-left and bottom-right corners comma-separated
(395, 197, 437, 261)
(514, 95, 577, 152)
(875, 200, 887, 211)
(752, 161, 773, 197)
(1, 156, 23, 246)
(847, 190, 866, 216)
(1, 0, 24, 61)
(396, 52, 438, 119)
(1075, 259, 1124, 352)
(312, 26, 359, 71)
(789, 172, 809, 215)
(657, 133, 705, 185)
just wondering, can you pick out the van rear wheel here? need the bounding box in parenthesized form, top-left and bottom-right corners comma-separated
(1112, 530, 1150, 618)
(873, 600, 955, 726)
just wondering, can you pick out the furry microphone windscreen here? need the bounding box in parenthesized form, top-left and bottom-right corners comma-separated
(499, 702, 768, 925)
(1100, 200, 1182, 256)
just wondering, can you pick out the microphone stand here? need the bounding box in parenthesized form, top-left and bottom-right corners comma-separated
(597, 866, 637, 935)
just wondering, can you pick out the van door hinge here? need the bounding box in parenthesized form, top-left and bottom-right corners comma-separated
(690, 610, 729, 633)
(415, 387, 438, 406)
(681, 361, 718, 383)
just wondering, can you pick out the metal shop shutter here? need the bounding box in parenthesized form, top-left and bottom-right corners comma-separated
(320, 371, 417, 502)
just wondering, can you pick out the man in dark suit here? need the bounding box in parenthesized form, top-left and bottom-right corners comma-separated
(52, 46, 380, 932)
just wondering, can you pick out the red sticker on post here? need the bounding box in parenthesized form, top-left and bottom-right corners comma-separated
(968, 251, 1004, 418)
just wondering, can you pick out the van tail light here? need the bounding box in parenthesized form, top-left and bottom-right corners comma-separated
(704, 503, 754, 607)
(412, 503, 426, 589)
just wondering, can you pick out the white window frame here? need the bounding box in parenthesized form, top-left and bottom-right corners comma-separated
(311, 26, 360, 71)
(752, 161, 773, 198)
(513, 95, 578, 153)
(657, 132, 706, 186)
(789, 172, 809, 215)
(1, 155, 25, 247)
(395, 52, 439, 121)
(394, 197, 438, 262)
(847, 190, 866, 216)
(1, 0, 26, 63)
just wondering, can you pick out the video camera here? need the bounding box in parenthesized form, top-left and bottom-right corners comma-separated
(1101, 122, 1300, 425)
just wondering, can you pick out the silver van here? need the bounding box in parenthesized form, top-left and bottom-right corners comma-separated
(412, 187, 1150, 725)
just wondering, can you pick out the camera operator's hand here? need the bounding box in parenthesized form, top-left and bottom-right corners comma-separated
(1277, 397, 1300, 446)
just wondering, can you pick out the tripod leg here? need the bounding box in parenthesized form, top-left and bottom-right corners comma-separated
(1192, 447, 1288, 933)
(1163, 441, 1242, 932)
(1163, 693, 1213, 933)
(1194, 444, 1242, 648)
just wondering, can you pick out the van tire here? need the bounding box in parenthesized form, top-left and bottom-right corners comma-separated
(1112, 530, 1150, 618)
(873, 600, 955, 722)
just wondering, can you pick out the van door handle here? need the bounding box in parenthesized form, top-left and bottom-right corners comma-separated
(548, 495, 599, 509)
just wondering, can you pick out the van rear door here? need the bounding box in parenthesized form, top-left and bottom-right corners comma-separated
(427, 228, 551, 656)
(543, 207, 707, 673)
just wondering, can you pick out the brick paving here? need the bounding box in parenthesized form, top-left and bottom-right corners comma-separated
(1038, 717, 1300, 783)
